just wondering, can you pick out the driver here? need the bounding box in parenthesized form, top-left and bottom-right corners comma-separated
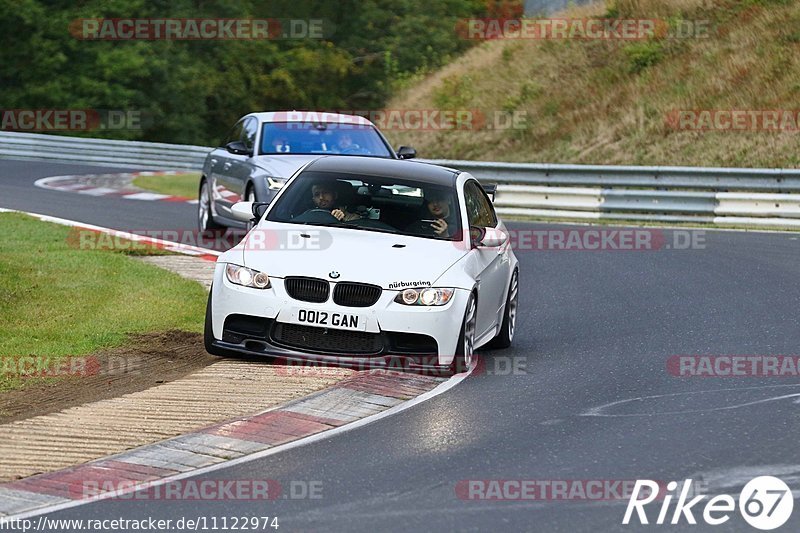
(336, 133, 361, 153)
(311, 182, 361, 221)
(271, 136, 290, 153)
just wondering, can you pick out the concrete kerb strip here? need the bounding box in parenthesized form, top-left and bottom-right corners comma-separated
(0, 368, 471, 518)
(34, 172, 200, 204)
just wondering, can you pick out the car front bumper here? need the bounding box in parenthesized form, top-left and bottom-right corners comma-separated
(209, 263, 470, 368)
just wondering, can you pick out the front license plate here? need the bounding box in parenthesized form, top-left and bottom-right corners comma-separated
(289, 308, 366, 331)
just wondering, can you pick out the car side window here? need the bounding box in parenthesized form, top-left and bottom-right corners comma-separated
(224, 120, 245, 146)
(464, 181, 497, 228)
(242, 117, 257, 152)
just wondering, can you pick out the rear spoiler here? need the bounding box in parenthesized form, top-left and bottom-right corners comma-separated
(482, 183, 497, 202)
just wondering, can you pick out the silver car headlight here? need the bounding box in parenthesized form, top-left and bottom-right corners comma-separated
(267, 177, 287, 190)
(225, 264, 271, 289)
(394, 287, 455, 306)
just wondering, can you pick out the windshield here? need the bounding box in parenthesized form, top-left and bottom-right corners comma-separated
(266, 171, 462, 241)
(260, 122, 394, 158)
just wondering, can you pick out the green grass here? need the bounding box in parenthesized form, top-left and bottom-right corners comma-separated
(133, 172, 201, 199)
(0, 213, 208, 391)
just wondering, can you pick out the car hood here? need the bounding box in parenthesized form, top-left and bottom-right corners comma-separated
(251, 155, 321, 178)
(227, 223, 469, 289)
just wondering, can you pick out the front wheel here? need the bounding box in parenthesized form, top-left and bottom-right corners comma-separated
(490, 269, 518, 349)
(450, 293, 476, 374)
(198, 179, 225, 233)
(244, 187, 257, 232)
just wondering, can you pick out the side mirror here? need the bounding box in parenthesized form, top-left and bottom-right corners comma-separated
(469, 226, 485, 249)
(232, 201, 270, 224)
(251, 201, 270, 220)
(480, 228, 509, 248)
(226, 141, 251, 156)
(482, 184, 497, 202)
(231, 201, 254, 222)
(397, 146, 416, 159)
(470, 226, 508, 249)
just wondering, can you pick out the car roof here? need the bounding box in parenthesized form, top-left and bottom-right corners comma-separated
(302, 156, 460, 186)
(248, 111, 375, 127)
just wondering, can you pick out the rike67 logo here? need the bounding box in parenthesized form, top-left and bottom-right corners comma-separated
(624, 477, 794, 530)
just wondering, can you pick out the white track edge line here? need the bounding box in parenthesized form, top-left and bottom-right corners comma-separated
(505, 216, 800, 235)
(0, 208, 220, 257)
(8, 365, 473, 520)
(33, 175, 80, 190)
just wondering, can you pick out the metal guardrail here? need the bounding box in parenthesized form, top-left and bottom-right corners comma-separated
(425, 159, 800, 191)
(0, 131, 209, 170)
(2, 131, 800, 228)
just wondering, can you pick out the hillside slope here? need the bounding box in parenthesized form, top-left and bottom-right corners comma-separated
(383, 0, 800, 167)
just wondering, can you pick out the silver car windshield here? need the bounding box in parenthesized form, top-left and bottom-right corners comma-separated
(260, 123, 394, 157)
(266, 171, 463, 241)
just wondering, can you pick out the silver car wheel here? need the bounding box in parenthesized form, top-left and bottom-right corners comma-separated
(507, 270, 519, 341)
(463, 295, 476, 367)
(198, 182, 210, 230)
(246, 189, 256, 231)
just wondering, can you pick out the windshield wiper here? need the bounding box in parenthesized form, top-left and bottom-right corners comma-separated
(337, 222, 398, 234)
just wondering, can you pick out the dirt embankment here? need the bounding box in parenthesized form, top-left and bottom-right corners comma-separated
(0, 331, 217, 424)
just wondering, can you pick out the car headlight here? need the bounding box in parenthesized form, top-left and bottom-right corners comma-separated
(394, 287, 454, 306)
(225, 264, 271, 289)
(267, 177, 287, 190)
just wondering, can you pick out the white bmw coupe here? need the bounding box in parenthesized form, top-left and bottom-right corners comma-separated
(204, 156, 518, 374)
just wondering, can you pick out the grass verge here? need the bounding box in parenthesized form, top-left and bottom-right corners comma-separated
(0, 213, 208, 392)
(133, 172, 201, 199)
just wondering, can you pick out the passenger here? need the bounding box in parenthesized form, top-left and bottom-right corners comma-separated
(311, 182, 360, 221)
(406, 190, 458, 237)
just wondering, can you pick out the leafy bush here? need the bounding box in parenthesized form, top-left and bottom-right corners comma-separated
(624, 40, 665, 73)
(0, 0, 498, 145)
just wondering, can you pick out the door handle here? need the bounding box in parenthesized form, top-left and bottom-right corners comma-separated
(210, 158, 218, 165)
(223, 162, 232, 170)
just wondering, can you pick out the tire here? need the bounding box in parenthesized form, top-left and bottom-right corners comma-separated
(245, 186, 257, 232)
(204, 289, 223, 356)
(198, 179, 225, 233)
(449, 293, 477, 374)
(489, 269, 518, 349)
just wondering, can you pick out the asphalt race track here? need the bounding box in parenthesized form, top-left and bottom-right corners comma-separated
(3, 160, 800, 532)
(0, 160, 197, 233)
